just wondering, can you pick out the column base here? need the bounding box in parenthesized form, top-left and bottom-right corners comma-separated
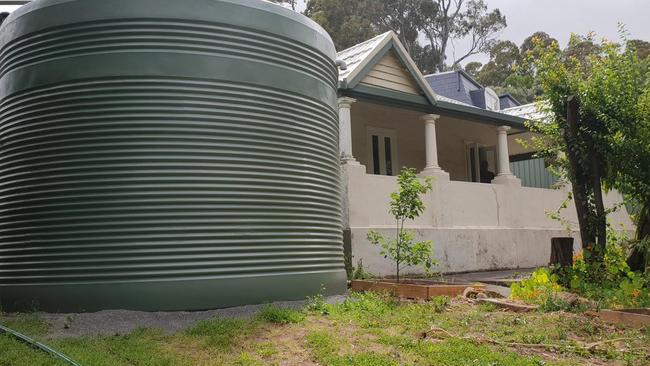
(340, 157, 360, 165)
(491, 174, 521, 187)
(419, 167, 450, 181)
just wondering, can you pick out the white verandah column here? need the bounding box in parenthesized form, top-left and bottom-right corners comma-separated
(338, 97, 358, 164)
(419, 114, 449, 180)
(492, 125, 521, 186)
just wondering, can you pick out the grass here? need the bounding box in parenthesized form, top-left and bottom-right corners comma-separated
(1, 292, 648, 366)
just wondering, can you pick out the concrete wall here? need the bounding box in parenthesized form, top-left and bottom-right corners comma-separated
(342, 163, 634, 275)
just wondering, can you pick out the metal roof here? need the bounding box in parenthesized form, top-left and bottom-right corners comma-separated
(502, 103, 547, 122)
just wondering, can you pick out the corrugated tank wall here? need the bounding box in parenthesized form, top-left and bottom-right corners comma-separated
(0, 0, 346, 312)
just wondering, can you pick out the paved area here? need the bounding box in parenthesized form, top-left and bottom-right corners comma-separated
(443, 268, 535, 286)
(32, 295, 347, 339)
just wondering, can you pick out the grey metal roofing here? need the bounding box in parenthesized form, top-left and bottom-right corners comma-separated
(502, 103, 546, 121)
(336, 32, 389, 82)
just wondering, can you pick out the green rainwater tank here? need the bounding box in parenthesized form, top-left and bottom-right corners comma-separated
(0, 0, 345, 312)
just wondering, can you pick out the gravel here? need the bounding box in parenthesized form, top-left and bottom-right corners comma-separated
(32, 295, 347, 339)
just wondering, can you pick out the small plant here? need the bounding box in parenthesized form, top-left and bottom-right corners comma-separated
(511, 268, 562, 305)
(257, 305, 305, 324)
(352, 259, 374, 280)
(367, 168, 436, 282)
(306, 285, 330, 314)
(431, 296, 450, 313)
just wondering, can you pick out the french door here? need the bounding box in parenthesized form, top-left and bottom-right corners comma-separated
(367, 127, 397, 176)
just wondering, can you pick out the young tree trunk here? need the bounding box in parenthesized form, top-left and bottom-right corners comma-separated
(565, 96, 597, 252)
(590, 152, 607, 259)
(628, 201, 650, 272)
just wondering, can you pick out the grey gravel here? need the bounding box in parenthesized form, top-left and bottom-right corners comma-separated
(29, 295, 347, 339)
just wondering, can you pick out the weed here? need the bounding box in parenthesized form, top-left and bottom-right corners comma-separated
(306, 285, 330, 314)
(257, 305, 305, 324)
(352, 259, 375, 280)
(431, 296, 450, 313)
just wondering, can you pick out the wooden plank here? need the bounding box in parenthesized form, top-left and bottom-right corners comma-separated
(350, 280, 483, 300)
(588, 309, 650, 329)
(360, 77, 419, 94)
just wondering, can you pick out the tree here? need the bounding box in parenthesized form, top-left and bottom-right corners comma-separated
(366, 168, 436, 282)
(628, 39, 650, 60)
(520, 31, 557, 57)
(529, 32, 650, 273)
(474, 40, 520, 87)
(464, 61, 482, 77)
(370, 0, 436, 56)
(422, 0, 506, 72)
(304, 0, 378, 51)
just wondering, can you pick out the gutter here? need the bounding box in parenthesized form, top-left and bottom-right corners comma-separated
(434, 100, 528, 130)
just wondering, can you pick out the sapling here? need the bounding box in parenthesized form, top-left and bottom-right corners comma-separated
(367, 167, 436, 283)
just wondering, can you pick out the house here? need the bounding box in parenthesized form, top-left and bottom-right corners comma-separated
(335, 31, 633, 275)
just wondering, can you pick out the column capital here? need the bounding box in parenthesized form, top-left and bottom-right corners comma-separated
(496, 125, 512, 133)
(337, 97, 357, 109)
(421, 114, 441, 124)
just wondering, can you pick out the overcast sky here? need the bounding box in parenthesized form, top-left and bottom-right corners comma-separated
(1, 0, 649, 66)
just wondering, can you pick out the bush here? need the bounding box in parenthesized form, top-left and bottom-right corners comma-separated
(511, 268, 562, 305)
(554, 230, 650, 309)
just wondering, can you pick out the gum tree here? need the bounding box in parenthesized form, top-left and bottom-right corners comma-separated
(367, 168, 436, 282)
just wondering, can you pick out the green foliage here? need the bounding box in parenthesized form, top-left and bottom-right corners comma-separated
(431, 296, 450, 313)
(306, 0, 506, 73)
(257, 305, 305, 324)
(352, 259, 375, 280)
(468, 31, 559, 103)
(529, 28, 650, 270)
(511, 268, 562, 305)
(555, 231, 650, 309)
(367, 168, 435, 282)
(304, 0, 378, 51)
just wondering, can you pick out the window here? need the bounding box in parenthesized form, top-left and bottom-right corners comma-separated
(465, 142, 496, 183)
(367, 127, 397, 176)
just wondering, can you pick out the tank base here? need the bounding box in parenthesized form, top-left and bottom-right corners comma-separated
(0, 271, 347, 313)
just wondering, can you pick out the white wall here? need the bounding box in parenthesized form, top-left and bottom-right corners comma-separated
(342, 163, 634, 275)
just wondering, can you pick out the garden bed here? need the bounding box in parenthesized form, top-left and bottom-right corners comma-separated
(350, 279, 484, 300)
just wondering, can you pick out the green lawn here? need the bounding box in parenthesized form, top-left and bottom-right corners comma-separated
(1, 293, 648, 366)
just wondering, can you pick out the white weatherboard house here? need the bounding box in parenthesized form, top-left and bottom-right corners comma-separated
(336, 32, 633, 275)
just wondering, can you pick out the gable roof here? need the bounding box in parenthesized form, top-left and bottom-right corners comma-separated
(337, 33, 529, 129)
(337, 31, 438, 106)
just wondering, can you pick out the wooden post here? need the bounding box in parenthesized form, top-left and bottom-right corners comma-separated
(550, 237, 574, 267)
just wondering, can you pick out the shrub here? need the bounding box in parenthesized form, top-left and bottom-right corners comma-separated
(511, 268, 562, 305)
(555, 230, 650, 309)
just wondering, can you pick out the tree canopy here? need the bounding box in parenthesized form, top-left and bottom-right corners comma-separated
(528, 32, 650, 271)
(303, 0, 505, 74)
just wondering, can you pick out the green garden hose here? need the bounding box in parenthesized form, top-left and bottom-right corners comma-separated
(0, 324, 82, 366)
